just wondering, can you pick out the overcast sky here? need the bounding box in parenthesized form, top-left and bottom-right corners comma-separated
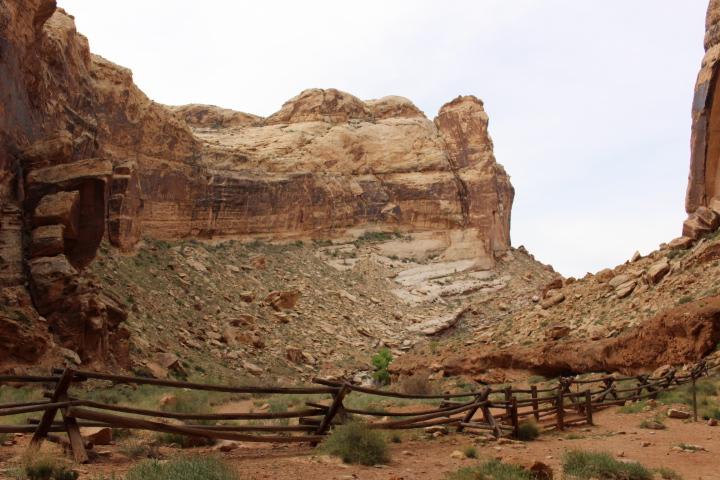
(59, 0, 709, 277)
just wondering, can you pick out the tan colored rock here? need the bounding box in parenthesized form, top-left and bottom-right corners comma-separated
(80, 427, 113, 445)
(668, 236, 694, 250)
(540, 292, 565, 309)
(286, 347, 306, 364)
(667, 408, 692, 419)
(265, 290, 300, 310)
(545, 324, 571, 341)
(609, 274, 632, 289)
(615, 280, 637, 299)
(33, 191, 79, 238)
(646, 259, 670, 285)
(683, 215, 713, 239)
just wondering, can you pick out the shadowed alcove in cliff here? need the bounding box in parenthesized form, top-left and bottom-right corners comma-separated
(64, 178, 105, 269)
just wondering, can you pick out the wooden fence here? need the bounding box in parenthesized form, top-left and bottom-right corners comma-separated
(0, 359, 717, 463)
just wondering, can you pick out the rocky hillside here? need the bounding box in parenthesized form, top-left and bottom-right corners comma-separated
(393, 226, 720, 381)
(82, 234, 555, 383)
(0, 1, 513, 370)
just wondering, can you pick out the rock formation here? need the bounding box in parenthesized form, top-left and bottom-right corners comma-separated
(686, 0, 720, 237)
(0, 0, 513, 368)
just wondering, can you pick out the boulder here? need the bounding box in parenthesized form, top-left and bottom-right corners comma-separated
(154, 352, 181, 372)
(615, 280, 637, 299)
(545, 324, 570, 340)
(29, 255, 79, 307)
(265, 290, 300, 310)
(646, 259, 670, 285)
(286, 347, 306, 364)
(540, 292, 565, 309)
(29, 225, 65, 258)
(667, 408, 691, 419)
(242, 361, 263, 376)
(710, 198, 720, 216)
(33, 191, 80, 238)
(81, 427, 113, 445)
(683, 206, 719, 239)
(668, 236, 694, 250)
(696, 205, 720, 230)
(609, 274, 632, 289)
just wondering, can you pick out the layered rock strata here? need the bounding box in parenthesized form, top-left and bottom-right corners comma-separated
(0, 0, 513, 367)
(686, 0, 720, 236)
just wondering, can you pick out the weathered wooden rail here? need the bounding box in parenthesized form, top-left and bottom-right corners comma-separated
(0, 359, 717, 463)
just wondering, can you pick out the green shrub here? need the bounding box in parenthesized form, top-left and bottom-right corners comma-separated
(463, 446, 478, 458)
(677, 295, 694, 305)
(445, 460, 531, 480)
(654, 467, 683, 480)
(322, 422, 389, 465)
(516, 420, 540, 441)
(618, 401, 648, 414)
(371, 348, 393, 386)
(389, 433, 402, 443)
(125, 456, 237, 480)
(23, 455, 78, 480)
(563, 450, 652, 479)
(120, 439, 160, 459)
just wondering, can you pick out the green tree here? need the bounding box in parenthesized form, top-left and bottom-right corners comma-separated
(372, 348, 393, 385)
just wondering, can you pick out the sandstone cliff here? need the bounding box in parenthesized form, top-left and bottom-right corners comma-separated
(0, 0, 514, 369)
(686, 0, 720, 237)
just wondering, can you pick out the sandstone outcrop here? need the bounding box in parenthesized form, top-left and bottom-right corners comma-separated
(686, 0, 720, 237)
(0, 0, 514, 368)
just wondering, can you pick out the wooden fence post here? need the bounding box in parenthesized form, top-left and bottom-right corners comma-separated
(457, 388, 489, 433)
(510, 397, 519, 438)
(531, 385, 539, 422)
(481, 402, 502, 439)
(584, 390, 593, 426)
(315, 384, 349, 437)
(691, 376, 698, 422)
(556, 389, 565, 431)
(28, 368, 88, 463)
(503, 386, 512, 420)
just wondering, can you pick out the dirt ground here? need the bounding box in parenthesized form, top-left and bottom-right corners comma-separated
(0, 406, 718, 480)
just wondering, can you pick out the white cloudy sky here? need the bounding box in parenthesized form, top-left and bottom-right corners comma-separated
(59, 0, 709, 277)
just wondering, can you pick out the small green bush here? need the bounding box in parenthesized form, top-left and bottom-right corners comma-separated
(618, 401, 648, 414)
(445, 460, 532, 480)
(677, 295, 694, 305)
(516, 420, 540, 441)
(563, 450, 652, 479)
(120, 439, 160, 459)
(371, 348, 393, 386)
(322, 422, 389, 466)
(125, 456, 237, 480)
(654, 467, 683, 480)
(463, 446, 478, 458)
(23, 455, 78, 480)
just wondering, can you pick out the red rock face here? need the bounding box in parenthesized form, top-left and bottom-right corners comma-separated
(686, 0, 720, 232)
(0, 1, 513, 368)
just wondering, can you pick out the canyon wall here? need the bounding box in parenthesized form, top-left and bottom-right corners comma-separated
(686, 0, 720, 237)
(0, 0, 513, 368)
